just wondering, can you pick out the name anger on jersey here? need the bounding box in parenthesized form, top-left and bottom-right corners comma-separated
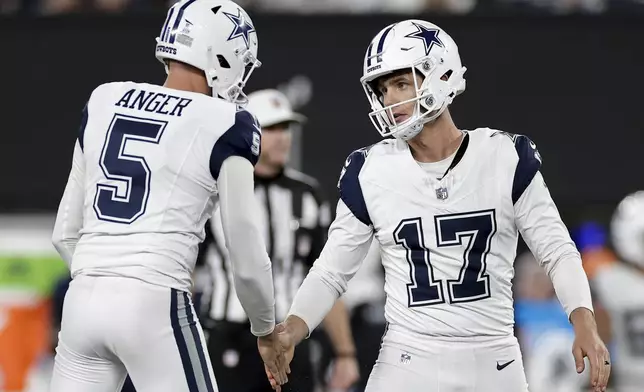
(115, 88, 193, 117)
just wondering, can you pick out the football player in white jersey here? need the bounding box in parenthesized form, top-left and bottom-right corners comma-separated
(265, 19, 611, 392)
(592, 191, 644, 392)
(49, 1, 290, 391)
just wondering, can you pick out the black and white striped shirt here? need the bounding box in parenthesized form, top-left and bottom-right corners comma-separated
(196, 168, 330, 326)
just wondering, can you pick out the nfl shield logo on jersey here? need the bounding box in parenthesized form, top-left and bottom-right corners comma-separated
(400, 352, 412, 364)
(435, 186, 449, 200)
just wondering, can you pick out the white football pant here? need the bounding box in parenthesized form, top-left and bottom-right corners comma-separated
(50, 275, 218, 392)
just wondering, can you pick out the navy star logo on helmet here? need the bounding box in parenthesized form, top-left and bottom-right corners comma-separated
(405, 22, 444, 56)
(223, 9, 256, 48)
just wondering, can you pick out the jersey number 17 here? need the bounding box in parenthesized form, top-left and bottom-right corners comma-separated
(395, 209, 497, 306)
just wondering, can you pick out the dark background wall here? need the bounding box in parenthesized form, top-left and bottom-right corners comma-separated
(1, 15, 642, 225)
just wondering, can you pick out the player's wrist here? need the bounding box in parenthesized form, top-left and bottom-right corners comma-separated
(570, 307, 597, 332)
(284, 314, 309, 344)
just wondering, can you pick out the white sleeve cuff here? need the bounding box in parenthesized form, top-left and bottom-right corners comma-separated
(549, 255, 594, 318)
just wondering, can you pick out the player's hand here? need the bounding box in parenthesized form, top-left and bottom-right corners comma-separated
(257, 326, 290, 388)
(327, 356, 360, 390)
(570, 307, 611, 392)
(264, 322, 297, 391)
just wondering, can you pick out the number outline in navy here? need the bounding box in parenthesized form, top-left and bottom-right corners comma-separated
(396, 209, 497, 306)
(394, 218, 445, 307)
(94, 114, 168, 224)
(434, 209, 496, 304)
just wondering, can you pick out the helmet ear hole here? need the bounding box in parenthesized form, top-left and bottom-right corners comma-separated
(217, 55, 231, 69)
(440, 70, 453, 81)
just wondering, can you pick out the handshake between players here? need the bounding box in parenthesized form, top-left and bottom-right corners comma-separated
(258, 317, 302, 392)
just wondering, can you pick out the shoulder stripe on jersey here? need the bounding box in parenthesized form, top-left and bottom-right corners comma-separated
(338, 148, 371, 226)
(78, 102, 88, 152)
(512, 135, 542, 204)
(209, 109, 261, 180)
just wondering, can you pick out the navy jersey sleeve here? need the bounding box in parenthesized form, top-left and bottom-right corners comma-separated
(337, 148, 372, 226)
(209, 109, 262, 180)
(512, 135, 542, 204)
(78, 102, 89, 152)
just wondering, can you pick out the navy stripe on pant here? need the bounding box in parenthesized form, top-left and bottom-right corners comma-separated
(171, 289, 215, 392)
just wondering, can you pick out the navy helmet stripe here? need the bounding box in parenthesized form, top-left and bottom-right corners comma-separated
(169, 0, 197, 44)
(375, 24, 395, 63)
(366, 42, 374, 67)
(160, 7, 175, 42)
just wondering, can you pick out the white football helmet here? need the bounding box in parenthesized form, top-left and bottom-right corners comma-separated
(360, 20, 467, 140)
(611, 190, 644, 268)
(155, 0, 261, 105)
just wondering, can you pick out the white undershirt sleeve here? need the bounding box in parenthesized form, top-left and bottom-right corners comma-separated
(218, 155, 276, 336)
(287, 200, 375, 336)
(515, 171, 594, 318)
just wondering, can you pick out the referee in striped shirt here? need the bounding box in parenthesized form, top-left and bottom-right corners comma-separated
(195, 89, 359, 392)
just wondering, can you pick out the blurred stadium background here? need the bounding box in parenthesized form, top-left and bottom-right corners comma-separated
(1, 0, 643, 391)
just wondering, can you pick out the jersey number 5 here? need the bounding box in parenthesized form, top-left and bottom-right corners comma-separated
(94, 115, 168, 224)
(394, 209, 497, 306)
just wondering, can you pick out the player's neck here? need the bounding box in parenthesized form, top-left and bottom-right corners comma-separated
(163, 62, 211, 96)
(407, 112, 463, 163)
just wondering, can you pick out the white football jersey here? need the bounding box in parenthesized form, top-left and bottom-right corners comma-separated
(70, 81, 261, 292)
(593, 262, 644, 390)
(337, 128, 579, 338)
